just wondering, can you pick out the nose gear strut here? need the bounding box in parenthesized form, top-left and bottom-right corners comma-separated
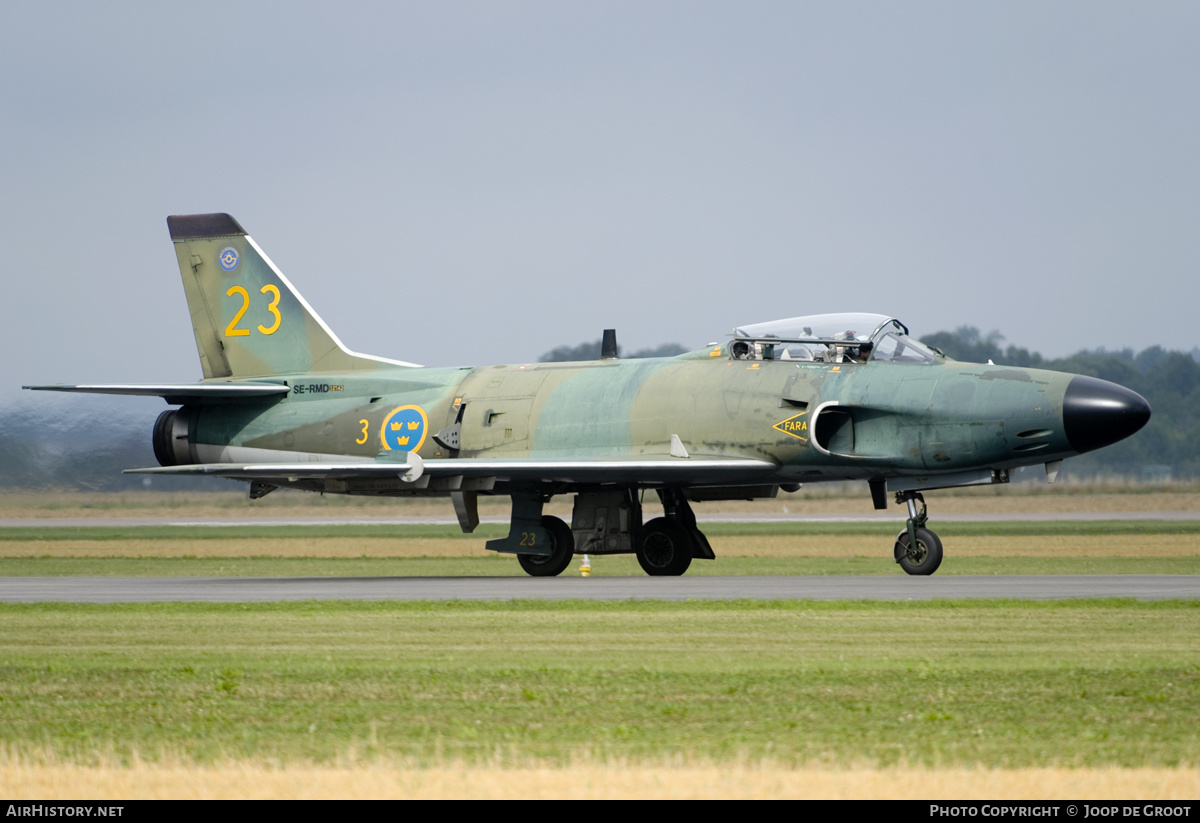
(893, 491, 943, 575)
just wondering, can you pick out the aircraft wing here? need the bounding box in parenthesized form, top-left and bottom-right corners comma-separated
(124, 454, 778, 484)
(23, 384, 290, 403)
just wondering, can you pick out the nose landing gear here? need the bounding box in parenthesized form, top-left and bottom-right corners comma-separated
(893, 491, 943, 576)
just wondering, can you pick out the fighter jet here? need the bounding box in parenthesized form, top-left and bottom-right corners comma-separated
(26, 213, 1151, 576)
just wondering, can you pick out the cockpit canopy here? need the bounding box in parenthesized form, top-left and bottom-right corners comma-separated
(730, 313, 937, 365)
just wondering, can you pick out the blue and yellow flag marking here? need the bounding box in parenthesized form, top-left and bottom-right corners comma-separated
(381, 405, 428, 452)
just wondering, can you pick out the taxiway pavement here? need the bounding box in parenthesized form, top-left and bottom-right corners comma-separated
(0, 511, 1196, 529)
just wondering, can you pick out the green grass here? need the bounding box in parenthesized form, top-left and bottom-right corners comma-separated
(2, 513, 1195, 770)
(0, 600, 1196, 767)
(3, 555, 1200, 577)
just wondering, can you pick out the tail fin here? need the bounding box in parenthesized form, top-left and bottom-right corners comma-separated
(167, 213, 418, 379)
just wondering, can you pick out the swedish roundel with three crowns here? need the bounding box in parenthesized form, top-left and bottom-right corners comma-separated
(381, 405, 428, 453)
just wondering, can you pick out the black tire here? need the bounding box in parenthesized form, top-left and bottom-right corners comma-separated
(637, 518, 694, 576)
(894, 527, 943, 576)
(517, 516, 574, 577)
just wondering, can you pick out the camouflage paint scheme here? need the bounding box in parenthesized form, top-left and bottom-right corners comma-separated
(26, 214, 1151, 577)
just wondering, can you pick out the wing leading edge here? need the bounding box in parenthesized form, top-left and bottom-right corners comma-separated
(124, 454, 778, 485)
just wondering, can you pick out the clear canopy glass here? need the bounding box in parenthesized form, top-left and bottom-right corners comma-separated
(729, 313, 936, 364)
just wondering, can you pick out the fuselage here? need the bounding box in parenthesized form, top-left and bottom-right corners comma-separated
(28, 213, 1154, 577)
(162, 347, 1148, 495)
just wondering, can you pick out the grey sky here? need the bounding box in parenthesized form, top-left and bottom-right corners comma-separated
(3, 2, 1198, 409)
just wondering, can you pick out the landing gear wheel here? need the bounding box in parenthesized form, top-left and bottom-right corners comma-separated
(517, 516, 574, 577)
(894, 527, 943, 576)
(637, 518, 694, 576)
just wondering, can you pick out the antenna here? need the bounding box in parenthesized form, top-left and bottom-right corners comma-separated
(601, 329, 619, 359)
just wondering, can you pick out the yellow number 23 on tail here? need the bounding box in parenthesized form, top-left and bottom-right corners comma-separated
(225, 284, 282, 337)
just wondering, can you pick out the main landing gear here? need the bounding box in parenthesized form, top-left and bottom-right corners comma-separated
(637, 518, 693, 576)
(497, 488, 714, 578)
(635, 488, 714, 576)
(893, 491, 943, 576)
(516, 515, 575, 577)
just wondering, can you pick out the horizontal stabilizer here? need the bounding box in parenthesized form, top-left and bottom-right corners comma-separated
(125, 462, 418, 480)
(24, 383, 290, 404)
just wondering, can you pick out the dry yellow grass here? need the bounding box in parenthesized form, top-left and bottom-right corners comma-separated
(0, 492, 529, 520)
(2, 761, 1196, 799)
(771, 492, 1200, 517)
(2, 488, 1198, 520)
(2, 534, 1196, 559)
(0, 537, 479, 558)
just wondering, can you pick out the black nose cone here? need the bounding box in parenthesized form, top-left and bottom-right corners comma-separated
(1063, 375, 1151, 454)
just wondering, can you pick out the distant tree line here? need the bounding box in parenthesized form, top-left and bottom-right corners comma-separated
(3, 330, 1194, 491)
(0, 397, 214, 492)
(539, 341, 689, 362)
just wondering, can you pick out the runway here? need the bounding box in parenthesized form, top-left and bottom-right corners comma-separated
(2, 574, 1197, 603)
(0, 511, 1197, 529)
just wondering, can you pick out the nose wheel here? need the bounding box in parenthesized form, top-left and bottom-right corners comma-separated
(893, 492, 943, 575)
